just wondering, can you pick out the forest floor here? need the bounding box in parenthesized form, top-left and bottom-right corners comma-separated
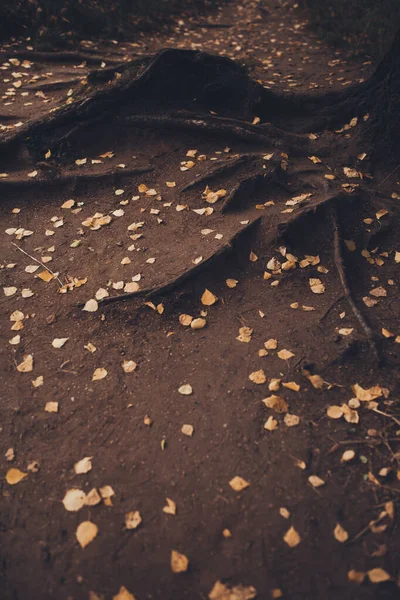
(1, 1, 400, 599)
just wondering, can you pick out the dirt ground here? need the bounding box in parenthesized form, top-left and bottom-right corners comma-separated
(1, 1, 399, 599)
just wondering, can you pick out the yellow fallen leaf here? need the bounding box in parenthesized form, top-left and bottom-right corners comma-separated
(83, 299, 99, 312)
(112, 586, 136, 600)
(226, 279, 238, 288)
(171, 550, 189, 573)
(352, 383, 382, 402)
(341, 450, 355, 462)
(229, 476, 250, 491)
(112, 585, 135, 600)
(283, 526, 301, 548)
(163, 498, 177, 515)
(209, 581, 257, 600)
(125, 511, 142, 530)
(6, 468, 27, 485)
(178, 384, 192, 395)
(92, 368, 107, 381)
(62, 489, 86, 512)
(201, 289, 218, 306)
(309, 278, 325, 294)
(76, 521, 98, 548)
(191, 318, 206, 330)
(122, 360, 137, 373)
(37, 270, 54, 282)
(236, 326, 253, 343)
(45, 401, 58, 413)
(306, 373, 324, 388)
(284, 414, 300, 427)
(249, 369, 266, 384)
(179, 314, 193, 326)
(308, 475, 325, 488)
(327, 405, 343, 419)
(181, 424, 194, 437)
(263, 394, 288, 412)
(347, 570, 365, 584)
(17, 354, 33, 373)
(367, 568, 391, 583)
(86, 488, 102, 506)
(74, 456, 93, 475)
(264, 339, 278, 350)
(264, 416, 278, 431)
(282, 381, 300, 392)
(277, 349, 295, 360)
(333, 523, 349, 542)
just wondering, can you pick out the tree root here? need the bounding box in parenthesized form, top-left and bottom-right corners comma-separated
(221, 173, 266, 213)
(88, 218, 261, 308)
(179, 155, 255, 193)
(330, 205, 382, 364)
(0, 50, 127, 65)
(0, 166, 154, 189)
(118, 114, 306, 150)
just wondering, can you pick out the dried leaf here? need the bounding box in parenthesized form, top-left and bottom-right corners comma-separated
(181, 424, 194, 437)
(309, 278, 325, 294)
(367, 568, 391, 583)
(348, 570, 365, 584)
(201, 289, 218, 306)
(229, 476, 250, 491)
(122, 360, 137, 373)
(125, 511, 142, 530)
(52, 337, 69, 349)
(76, 521, 98, 548)
(264, 416, 278, 431)
(45, 401, 58, 413)
(352, 384, 382, 402)
(327, 405, 343, 419)
(112, 587, 136, 600)
(171, 550, 189, 573)
(62, 489, 86, 512)
(236, 326, 253, 343)
(249, 369, 266, 384)
(17, 354, 33, 373)
(334, 523, 349, 542)
(277, 349, 295, 360)
(74, 457, 93, 475)
(209, 581, 257, 600)
(308, 475, 325, 488)
(92, 368, 107, 381)
(178, 384, 193, 396)
(83, 299, 99, 312)
(284, 413, 300, 427)
(163, 498, 177, 515)
(6, 468, 27, 485)
(191, 318, 206, 330)
(283, 526, 301, 548)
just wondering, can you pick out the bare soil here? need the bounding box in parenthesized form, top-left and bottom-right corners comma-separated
(0, 2, 399, 600)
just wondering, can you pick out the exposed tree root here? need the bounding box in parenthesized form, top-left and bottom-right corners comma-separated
(179, 155, 255, 193)
(0, 50, 127, 65)
(90, 218, 261, 307)
(331, 205, 381, 364)
(118, 115, 306, 151)
(0, 166, 154, 189)
(221, 173, 266, 213)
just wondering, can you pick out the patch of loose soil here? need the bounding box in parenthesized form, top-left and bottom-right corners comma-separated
(0, 2, 399, 600)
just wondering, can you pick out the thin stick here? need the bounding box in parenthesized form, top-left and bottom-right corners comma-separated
(372, 408, 400, 427)
(11, 242, 63, 287)
(331, 205, 381, 363)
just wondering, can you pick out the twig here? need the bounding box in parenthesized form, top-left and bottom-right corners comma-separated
(331, 205, 381, 363)
(88, 218, 261, 307)
(319, 294, 344, 322)
(372, 408, 400, 428)
(11, 242, 63, 287)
